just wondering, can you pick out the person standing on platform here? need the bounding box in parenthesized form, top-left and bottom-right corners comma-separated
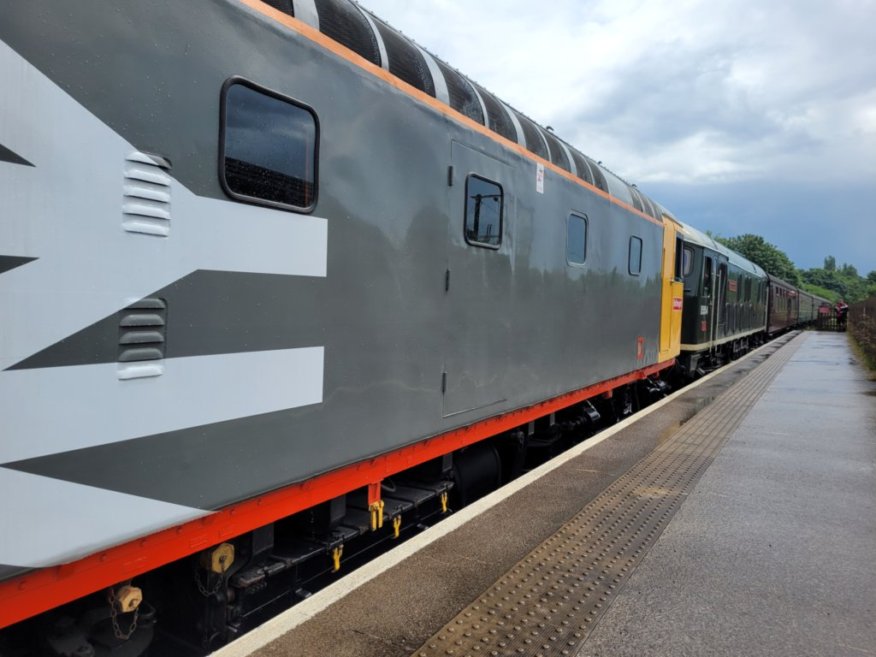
(835, 299, 849, 331)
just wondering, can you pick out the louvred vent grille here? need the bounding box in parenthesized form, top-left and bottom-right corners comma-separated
(123, 152, 171, 236)
(118, 298, 167, 364)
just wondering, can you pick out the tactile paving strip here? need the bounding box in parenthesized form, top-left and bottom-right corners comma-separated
(411, 335, 804, 657)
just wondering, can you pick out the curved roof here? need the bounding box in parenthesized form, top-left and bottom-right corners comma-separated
(268, 0, 663, 219)
(676, 221, 766, 278)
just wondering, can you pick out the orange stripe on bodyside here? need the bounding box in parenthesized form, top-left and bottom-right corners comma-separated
(0, 359, 673, 629)
(236, 0, 662, 227)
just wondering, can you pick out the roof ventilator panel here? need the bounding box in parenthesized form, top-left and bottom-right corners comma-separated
(513, 111, 550, 160)
(541, 129, 572, 172)
(118, 298, 167, 380)
(372, 18, 435, 96)
(601, 169, 634, 205)
(472, 83, 518, 143)
(314, 0, 382, 65)
(570, 150, 594, 186)
(123, 151, 171, 237)
(263, 0, 296, 18)
(436, 60, 485, 125)
(629, 186, 646, 213)
(501, 102, 527, 147)
(641, 194, 659, 220)
(558, 141, 578, 176)
(585, 156, 609, 193)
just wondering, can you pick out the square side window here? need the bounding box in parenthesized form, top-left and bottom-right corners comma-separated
(220, 79, 318, 212)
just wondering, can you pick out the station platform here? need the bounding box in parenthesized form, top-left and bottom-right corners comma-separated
(217, 331, 876, 657)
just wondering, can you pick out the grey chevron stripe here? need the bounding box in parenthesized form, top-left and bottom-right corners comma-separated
(10, 269, 327, 370)
(0, 142, 32, 166)
(3, 404, 320, 509)
(0, 256, 36, 275)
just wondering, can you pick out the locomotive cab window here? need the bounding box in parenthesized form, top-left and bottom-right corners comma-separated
(674, 237, 684, 280)
(628, 236, 643, 275)
(682, 246, 694, 278)
(566, 213, 588, 265)
(464, 174, 503, 248)
(220, 79, 318, 212)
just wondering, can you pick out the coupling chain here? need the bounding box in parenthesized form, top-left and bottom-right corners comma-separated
(195, 567, 225, 597)
(107, 587, 139, 641)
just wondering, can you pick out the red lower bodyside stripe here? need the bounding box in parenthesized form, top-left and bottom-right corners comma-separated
(0, 359, 673, 628)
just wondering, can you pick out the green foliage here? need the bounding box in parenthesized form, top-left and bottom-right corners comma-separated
(715, 234, 800, 284)
(801, 283, 839, 302)
(824, 255, 836, 271)
(801, 266, 876, 303)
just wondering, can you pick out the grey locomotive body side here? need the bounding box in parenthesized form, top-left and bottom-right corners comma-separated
(0, 0, 664, 576)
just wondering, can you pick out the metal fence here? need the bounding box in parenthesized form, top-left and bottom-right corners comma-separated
(848, 296, 876, 367)
(816, 304, 844, 331)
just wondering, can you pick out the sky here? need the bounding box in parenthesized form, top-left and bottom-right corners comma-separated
(362, 0, 876, 274)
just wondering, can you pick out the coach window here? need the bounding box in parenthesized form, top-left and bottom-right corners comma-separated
(704, 257, 713, 297)
(220, 78, 318, 212)
(566, 213, 588, 265)
(628, 236, 643, 275)
(464, 174, 503, 248)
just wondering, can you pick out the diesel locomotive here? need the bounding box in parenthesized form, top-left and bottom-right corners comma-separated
(0, 1, 823, 654)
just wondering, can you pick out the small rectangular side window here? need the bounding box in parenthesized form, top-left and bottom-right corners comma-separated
(220, 78, 318, 212)
(464, 174, 503, 248)
(566, 213, 588, 265)
(682, 246, 694, 277)
(628, 236, 643, 275)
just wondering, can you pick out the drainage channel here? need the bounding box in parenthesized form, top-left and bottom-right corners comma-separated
(411, 334, 805, 657)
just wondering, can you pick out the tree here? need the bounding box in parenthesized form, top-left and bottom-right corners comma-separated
(824, 255, 836, 271)
(868, 271, 876, 284)
(802, 260, 875, 303)
(716, 234, 800, 284)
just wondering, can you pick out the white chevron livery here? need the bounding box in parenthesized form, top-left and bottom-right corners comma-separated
(0, 39, 328, 568)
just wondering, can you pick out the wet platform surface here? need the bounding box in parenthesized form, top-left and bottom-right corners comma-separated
(579, 331, 876, 657)
(221, 332, 876, 657)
